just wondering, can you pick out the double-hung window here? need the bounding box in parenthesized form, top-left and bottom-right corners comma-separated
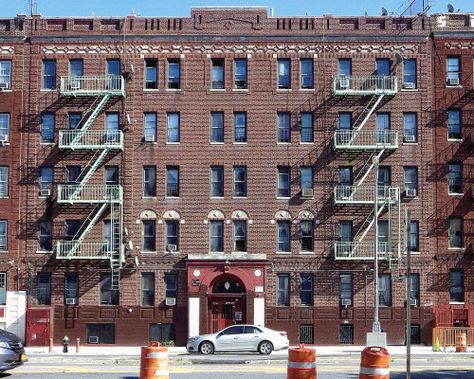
(300, 166, 313, 195)
(403, 59, 417, 88)
(0, 273, 5, 305)
(166, 166, 179, 197)
(277, 274, 290, 306)
(339, 274, 353, 306)
(277, 220, 290, 252)
(68, 112, 81, 130)
(449, 269, 464, 302)
(300, 113, 313, 143)
(64, 272, 78, 304)
(448, 217, 463, 249)
(0, 166, 8, 198)
(234, 112, 247, 143)
(39, 166, 53, 194)
(277, 59, 290, 89)
(409, 273, 420, 306)
(446, 56, 460, 86)
(300, 220, 314, 252)
(144, 112, 157, 142)
(277, 112, 290, 143)
(40, 113, 55, 143)
(142, 220, 156, 252)
(167, 112, 180, 143)
(403, 113, 417, 143)
(378, 274, 392, 307)
(105, 112, 119, 144)
(377, 220, 389, 253)
(211, 112, 224, 143)
(145, 59, 158, 89)
(100, 273, 119, 305)
(143, 166, 156, 197)
(37, 272, 51, 305)
(404, 166, 418, 197)
(376, 113, 390, 144)
(42, 60, 56, 90)
(0, 61, 12, 89)
(38, 220, 52, 251)
(234, 59, 247, 89)
(167, 59, 180, 89)
(233, 166, 247, 197)
(164, 273, 177, 299)
(0, 113, 9, 143)
(277, 167, 290, 198)
(210, 166, 224, 197)
(447, 110, 461, 140)
(300, 273, 313, 306)
(64, 220, 80, 240)
(448, 162, 462, 194)
(409, 221, 419, 251)
(300, 59, 313, 89)
(141, 273, 155, 306)
(165, 220, 179, 252)
(0, 221, 7, 251)
(211, 59, 224, 89)
(233, 220, 247, 252)
(210, 220, 224, 252)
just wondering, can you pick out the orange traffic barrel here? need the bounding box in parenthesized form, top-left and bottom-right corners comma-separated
(455, 332, 467, 353)
(287, 344, 317, 379)
(140, 341, 169, 379)
(359, 346, 389, 379)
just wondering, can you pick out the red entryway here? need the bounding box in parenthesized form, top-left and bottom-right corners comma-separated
(208, 274, 246, 333)
(26, 307, 52, 347)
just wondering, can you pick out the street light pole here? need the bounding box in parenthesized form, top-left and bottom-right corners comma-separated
(405, 208, 412, 379)
(372, 156, 381, 333)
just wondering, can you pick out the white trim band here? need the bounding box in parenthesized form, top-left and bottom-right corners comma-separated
(154, 369, 170, 376)
(360, 366, 390, 375)
(288, 361, 317, 369)
(147, 352, 168, 359)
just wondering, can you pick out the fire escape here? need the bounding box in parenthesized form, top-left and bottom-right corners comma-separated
(55, 75, 125, 290)
(332, 74, 401, 263)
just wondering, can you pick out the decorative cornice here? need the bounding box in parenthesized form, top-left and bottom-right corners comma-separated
(0, 46, 14, 54)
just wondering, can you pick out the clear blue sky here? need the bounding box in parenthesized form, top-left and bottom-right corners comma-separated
(1, 0, 472, 17)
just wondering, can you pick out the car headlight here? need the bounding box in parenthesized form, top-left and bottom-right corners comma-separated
(0, 341, 10, 348)
(187, 337, 200, 343)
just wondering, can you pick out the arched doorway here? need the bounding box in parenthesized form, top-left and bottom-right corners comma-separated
(208, 274, 246, 333)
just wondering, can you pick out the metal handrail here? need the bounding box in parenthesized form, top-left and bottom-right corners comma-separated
(334, 185, 399, 204)
(56, 241, 113, 259)
(57, 184, 122, 203)
(334, 130, 398, 149)
(59, 130, 123, 149)
(334, 241, 392, 260)
(333, 75, 398, 95)
(60, 75, 125, 96)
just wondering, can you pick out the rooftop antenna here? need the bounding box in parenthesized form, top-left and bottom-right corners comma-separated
(381, 7, 389, 16)
(29, 0, 37, 16)
(447, 3, 454, 12)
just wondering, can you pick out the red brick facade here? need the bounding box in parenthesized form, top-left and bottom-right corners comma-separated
(0, 8, 472, 346)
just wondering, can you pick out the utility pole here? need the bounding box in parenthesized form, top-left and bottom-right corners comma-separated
(372, 156, 381, 333)
(405, 208, 412, 379)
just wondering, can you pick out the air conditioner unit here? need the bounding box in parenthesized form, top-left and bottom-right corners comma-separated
(167, 244, 177, 252)
(0, 135, 7, 144)
(39, 188, 51, 197)
(65, 298, 77, 305)
(301, 188, 314, 198)
(403, 82, 416, 89)
(405, 188, 417, 198)
(404, 135, 416, 143)
(88, 336, 99, 344)
(144, 134, 155, 143)
(0, 82, 8, 90)
(339, 78, 350, 89)
(447, 77, 460, 86)
(409, 298, 418, 307)
(165, 297, 176, 306)
(341, 299, 352, 307)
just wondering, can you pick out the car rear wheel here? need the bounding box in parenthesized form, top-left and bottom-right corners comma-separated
(258, 341, 273, 355)
(199, 341, 214, 355)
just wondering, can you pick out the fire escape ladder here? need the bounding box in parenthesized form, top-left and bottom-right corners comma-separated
(71, 94, 111, 145)
(354, 94, 385, 133)
(70, 149, 110, 199)
(355, 150, 385, 187)
(356, 204, 386, 244)
(109, 202, 124, 291)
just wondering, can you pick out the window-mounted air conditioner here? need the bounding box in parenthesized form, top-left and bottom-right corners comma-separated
(65, 297, 77, 305)
(144, 134, 155, 143)
(341, 298, 352, 307)
(301, 188, 314, 198)
(166, 244, 177, 252)
(403, 82, 416, 89)
(405, 188, 417, 198)
(0, 82, 9, 91)
(39, 188, 51, 197)
(339, 77, 350, 90)
(88, 336, 99, 344)
(409, 298, 418, 307)
(404, 135, 416, 143)
(0, 135, 7, 145)
(447, 77, 460, 86)
(165, 297, 176, 306)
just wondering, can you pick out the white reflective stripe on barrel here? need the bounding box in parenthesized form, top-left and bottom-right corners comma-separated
(287, 361, 317, 369)
(154, 369, 169, 376)
(359, 366, 390, 375)
(147, 352, 168, 359)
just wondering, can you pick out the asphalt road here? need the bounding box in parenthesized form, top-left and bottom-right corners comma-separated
(2, 355, 474, 379)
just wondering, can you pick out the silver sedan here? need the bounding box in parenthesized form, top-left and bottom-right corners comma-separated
(186, 324, 289, 355)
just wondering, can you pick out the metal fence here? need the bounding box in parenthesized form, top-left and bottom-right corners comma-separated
(299, 324, 314, 344)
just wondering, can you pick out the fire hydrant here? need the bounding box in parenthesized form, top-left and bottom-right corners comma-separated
(62, 336, 69, 353)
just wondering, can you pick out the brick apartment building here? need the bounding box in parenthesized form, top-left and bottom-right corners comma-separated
(0, 7, 472, 347)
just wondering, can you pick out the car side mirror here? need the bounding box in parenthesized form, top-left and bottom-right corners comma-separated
(217, 333, 223, 338)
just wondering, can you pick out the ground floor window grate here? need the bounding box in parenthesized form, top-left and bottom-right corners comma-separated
(149, 323, 175, 344)
(339, 324, 354, 345)
(409, 324, 421, 344)
(299, 324, 314, 344)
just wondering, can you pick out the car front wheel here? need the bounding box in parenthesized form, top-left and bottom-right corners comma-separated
(258, 341, 273, 355)
(199, 341, 214, 355)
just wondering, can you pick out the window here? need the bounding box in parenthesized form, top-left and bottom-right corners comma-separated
(40, 112, 55, 142)
(0, 221, 7, 251)
(142, 220, 156, 252)
(339, 167, 352, 185)
(338, 112, 351, 130)
(277, 167, 290, 198)
(233, 220, 247, 252)
(410, 324, 421, 345)
(86, 323, 115, 344)
(339, 324, 354, 345)
(0, 273, 5, 305)
(165, 220, 179, 252)
(167, 59, 180, 89)
(300, 325, 314, 344)
(277, 274, 290, 306)
(300, 59, 313, 89)
(300, 220, 314, 252)
(449, 269, 464, 302)
(409, 221, 419, 251)
(277, 220, 290, 252)
(39, 166, 53, 193)
(378, 220, 389, 253)
(409, 273, 420, 306)
(234, 59, 247, 89)
(37, 272, 51, 305)
(64, 272, 78, 304)
(338, 59, 352, 76)
(0, 166, 8, 197)
(376, 59, 390, 76)
(145, 59, 158, 89)
(211, 58, 224, 89)
(167, 112, 180, 143)
(166, 166, 179, 197)
(69, 59, 83, 77)
(68, 112, 81, 129)
(378, 274, 392, 307)
(106, 112, 119, 132)
(404, 166, 418, 196)
(0, 113, 10, 143)
(300, 113, 313, 143)
(378, 166, 391, 186)
(38, 220, 52, 251)
(164, 273, 177, 299)
(448, 162, 462, 194)
(277, 112, 290, 143)
(0, 61, 12, 89)
(100, 273, 119, 305)
(66, 165, 80, 184)
(106, 59, 120, 90)
(448, 217, 463, 248)
(403, 59, 416, 88)
(144, 113, 157, 142)
(210, 220, 224, 252)
(103, 220, 119, 252)
(403, 113, 417, 143)
(376, 113, 390, 144)
(277, 59, 290, 89)
(149, 323, 175, 343)
(299, 273, 313, 306)
(143, 166, 156, 197)
(104, 166, 119, 185)
(64, 220, 80, 240)
(300, 166, 313, 193)
(234, 112, 247, 143)
(339, 221, 353, 246)
(210, 112, 224, 143)
(233, 166, 247, 197)
(210, 166, 224, 197)
(340, 274, 353, 306)
(447, 110, 461, 139)
(446, 56, 460, 85)
(141, 273, 155, 306)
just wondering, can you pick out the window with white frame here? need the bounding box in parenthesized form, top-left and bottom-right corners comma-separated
(40, 112, 55, 143)
(402, 59, 416, 88)
(277, 112, 291, 143)
(403, 113, 417, 143)
(277, 59, 290, 89)
(38, 221, 52, 251)
(145, 59, 158, 89)
(210, 112, 224, 143)
(167, 59, 180, 89)
(165, 220, 179, 252)
(0, 166, 7, 198)
(409, 221, 419, 251)
(448, 216, 463, 249)
(404, 166, 418, 196)
(409, 273, 420, 306)
(446, 56, 460, 85)
(233, 220, 247, 252)
(378, 273, 392, 306)
(0, 221, 7, 251)
(234, 59, 247, 89)
(300, 59, 313, 89)
(42, 60, 56, 90)
(141, 273, 155, 306)
(68, 112, 81, 130)
(448, 162, 462, 194)
(143, 166, 156, 197)
(142, 220, 156, 252)
(211, 59, 225, 89)
(377, 220, 389, 253)
(167, 112, 180, 143)
(447, 110, 461, 139)
(299, 220, 314, 252)
(0, 113, 10, 143)
(234, 112, 247, 142)
(164, 273, 177, 299)
(277, 220, 290, 252)
(339, 274, 352, 306)
(376, 113, 390, 144)
(144, 112, 157, 142)
(449, 269, 464, 302)
(300, 112, 313, 143)
(277, 273, 290, 306)
(210, 166, 224, 197)
(39, 166, 53, 193)
(300, 166, 313, 194)
(210, 220, 224, 252)
(233, 166, 247, 197)
(0, 61, 12, 89)
(166, 166, 179, 197)
(299, 273, 313, 306)
(277, 167, 290, 198)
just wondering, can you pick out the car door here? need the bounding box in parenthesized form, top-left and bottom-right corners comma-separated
(238, 326, 264, 350)
(214, 325, 244, 352)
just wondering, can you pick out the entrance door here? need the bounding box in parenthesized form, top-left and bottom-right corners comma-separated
(26, 307, 52, 347)
(210, 298, 244, 333)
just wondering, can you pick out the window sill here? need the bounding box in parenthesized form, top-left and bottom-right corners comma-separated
(403, 251, 421, 255)
(232, 88, 248, 92)
(209, 89, 226, 92)
(449, 301, 465, 305)
(448, 192, 463, 196)
(36, 250, 52, 254)
(446, 85, 463, 89)
(0, 197, 9, 199)
(233, 142, 247, 145)
(0, 143, 10, 146)
(165, 88, 181, 92)
(299, 142, 314, 145)
(299, 88, 315, 92)
(276, 196, 291, 200)
(165, 196, 180, 199)
(143, 89, 160, 92)
(276, 142, 291, 145)
(232, 196, 248, 199)
(276, 251, 291, 255)
(210, 142, 224, 145)
(276, 89, 292, 92)
(210, 196, 224, 199)
(400, 88, 418, 92)
(140, 251, 157, 254)
(40, 89, 57, 92)
(447, 139, 463, 142)
(402, 142, 418, 145)
(299, 251, 315, 255)
(166, 142, 180, 145)
(0, 89, 12, 93)
(447, 247, 465, 251)
(164, 251, 180, 255)
(40, 142, 55, 146)
(142, 196, 157, 200)
(0, 250, 8, 254)
(143, 141, 157, 145)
